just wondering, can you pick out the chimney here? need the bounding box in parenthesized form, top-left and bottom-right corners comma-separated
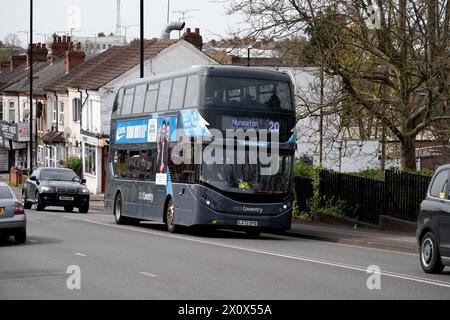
(0, 61, 10, 72)
(65, 42, 86, 74)
(181, 27, 203, 51)
(51, 34, 72, 63)
(10, 55, 27, 70)
(26, 42, 49, 66)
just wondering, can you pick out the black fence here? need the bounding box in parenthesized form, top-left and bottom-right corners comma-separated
(294, 170, 432, 225)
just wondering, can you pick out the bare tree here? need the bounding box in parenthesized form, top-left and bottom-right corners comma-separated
(229, 0, 450, 170)
(4, 34, 22, 55)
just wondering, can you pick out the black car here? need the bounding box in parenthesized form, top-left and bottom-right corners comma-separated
(22, 168, 90, 213)
(417, 164, 450, 273)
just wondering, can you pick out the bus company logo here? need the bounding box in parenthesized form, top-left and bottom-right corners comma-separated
(116, 126, 126, 141)
(234, 206, 264, 214)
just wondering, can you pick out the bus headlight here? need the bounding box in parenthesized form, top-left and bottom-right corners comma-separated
(200, 196, 216, 209)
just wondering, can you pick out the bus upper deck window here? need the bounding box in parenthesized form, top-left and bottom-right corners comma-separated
(132, 84, 147, 114)
(157, 79, 172, 111)
(144, 83, 159, 113)
(170, 77, 187, 110)
(121, 88, 135, 115)
(184, 75, 200, 108)
(112, 88, 124, 114)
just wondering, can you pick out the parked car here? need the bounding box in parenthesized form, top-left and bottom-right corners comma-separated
(417, 164, 450, 273)
(22, 168, 90, 213)
(0, 183, 26, 244)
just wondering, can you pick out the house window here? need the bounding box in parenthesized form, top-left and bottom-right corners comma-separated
(46, 147, 56, 167)
(52, 101, 57, 123)
(72, 99, 81, 122)
(59, 102, 64, 124)
(9, 101, 15, 122)
(0, 101, 3, 120)
(84, 143, 96, 176)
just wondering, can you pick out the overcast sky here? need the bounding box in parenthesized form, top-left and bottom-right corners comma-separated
(0, 0, 245, 47)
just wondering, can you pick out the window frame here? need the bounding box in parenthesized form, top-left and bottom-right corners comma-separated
(429, 169, 450, 201)
(59, 101, 65, 124)
(156, 79, 173, 111)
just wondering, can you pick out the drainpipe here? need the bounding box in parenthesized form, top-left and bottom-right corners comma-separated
(53, 91, 58, 132)
(161, 21, 185, 39)
(77, 89, 89, 178)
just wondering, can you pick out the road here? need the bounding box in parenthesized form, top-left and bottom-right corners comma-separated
(1, 208, 450, 300)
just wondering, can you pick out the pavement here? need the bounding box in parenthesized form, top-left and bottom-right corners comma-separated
(1, 209, 449, 299)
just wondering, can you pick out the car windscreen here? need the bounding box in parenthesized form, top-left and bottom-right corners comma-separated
(40, 169, 78, 181)
(0, 186, 13, 199)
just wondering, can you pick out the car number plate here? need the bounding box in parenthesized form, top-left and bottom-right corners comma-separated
(60, 196, 74, 201)
(0, 207, 4, 215)
(237, 220, 258, 227)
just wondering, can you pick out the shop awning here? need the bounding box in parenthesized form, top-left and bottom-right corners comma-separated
(42, 131, 64, 145)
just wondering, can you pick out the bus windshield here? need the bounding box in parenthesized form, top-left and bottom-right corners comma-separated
(200, 154, 293, 194)
(204, 77, 293, 111)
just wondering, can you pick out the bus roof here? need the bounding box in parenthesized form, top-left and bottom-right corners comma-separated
(122, 65, 292, 88)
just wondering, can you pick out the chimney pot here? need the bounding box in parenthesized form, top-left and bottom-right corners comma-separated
(186, 28, 191, 33)
(195, 28, 200, 34)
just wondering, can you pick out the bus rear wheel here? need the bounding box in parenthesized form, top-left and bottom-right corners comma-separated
(165, 198, 178, 233)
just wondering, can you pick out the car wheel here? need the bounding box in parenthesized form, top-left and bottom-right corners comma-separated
(22, 190, 32, 210)
(35, 192, 45, 211)
(420, 232, 445, 274)
(14, 228, 26, 244)
(165, 198, 178, 233)
(64, 206, 74, 213)
(79, 206, 89, 214)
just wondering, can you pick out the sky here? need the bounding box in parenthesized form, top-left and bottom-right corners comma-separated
(0, 0, 245, 47)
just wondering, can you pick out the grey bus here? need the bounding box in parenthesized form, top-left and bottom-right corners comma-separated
(105, 65, 296, 236)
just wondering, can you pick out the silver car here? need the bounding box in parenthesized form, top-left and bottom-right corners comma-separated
(0, 183, 26, 244)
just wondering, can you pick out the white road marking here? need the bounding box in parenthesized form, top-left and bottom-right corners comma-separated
(29, 240, 39, 243)
(140, 272, 158, 278)
(74, 253, 87, 257)
(44, 212, 450, 289)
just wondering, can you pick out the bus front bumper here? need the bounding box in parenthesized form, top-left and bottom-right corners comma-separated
(190, 203, 292, 232)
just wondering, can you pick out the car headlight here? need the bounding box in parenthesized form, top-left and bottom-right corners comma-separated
(40, 186, 54, 192)
(79, 188, 90, 194)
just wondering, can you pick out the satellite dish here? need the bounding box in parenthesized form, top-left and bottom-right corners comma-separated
(63, 127, 72, 140)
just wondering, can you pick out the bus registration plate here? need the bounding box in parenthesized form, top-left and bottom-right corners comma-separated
(237, 220, 258, 227)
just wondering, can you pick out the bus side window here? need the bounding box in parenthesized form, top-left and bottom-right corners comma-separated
(184, 75, 200, 108)
(127, 151, 140, 180)
(132, 84, 147, 114)
(116, 150, 128, 179)
(121, 88, 135, 115)
(157, 79, 172, 111)
(144, 148, 156, 181)
(170, 77, 187, 110)
(144, 83, 159, 113)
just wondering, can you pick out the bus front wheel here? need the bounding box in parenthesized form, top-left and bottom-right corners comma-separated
(165, 198, 178, 233)
(114, 193, 129, 225)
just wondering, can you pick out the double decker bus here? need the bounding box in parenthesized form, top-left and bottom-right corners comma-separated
(106, 65, 296, 236)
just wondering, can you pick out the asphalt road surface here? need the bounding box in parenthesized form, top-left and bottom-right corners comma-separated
(1, 208, 450, 300)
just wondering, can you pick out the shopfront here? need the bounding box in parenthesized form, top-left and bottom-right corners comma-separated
(81, 133, 108, 194)
(0, 121, 30, 173)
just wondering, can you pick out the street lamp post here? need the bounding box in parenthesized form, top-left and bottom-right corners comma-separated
(29, 0, 34, 173)
(247, 45, 252, 67)
(140, 0, 144, 79)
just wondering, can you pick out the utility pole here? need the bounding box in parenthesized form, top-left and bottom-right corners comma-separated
(29, 0, 34, 173)
(140, 0, 144, 78)
(167, 0, 170, 23)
